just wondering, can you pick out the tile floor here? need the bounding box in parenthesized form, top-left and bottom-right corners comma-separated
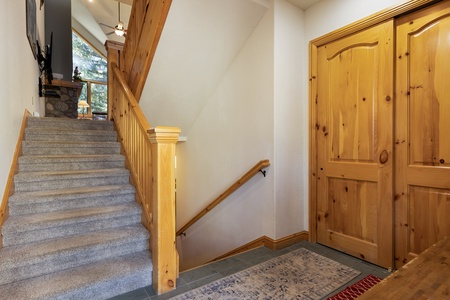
(109, 241, 391, 300)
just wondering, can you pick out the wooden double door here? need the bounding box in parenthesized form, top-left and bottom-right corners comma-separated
(312, 1, 450, 270)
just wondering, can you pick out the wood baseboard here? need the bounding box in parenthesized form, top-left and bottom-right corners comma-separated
(0, 110, 31, 247)
(211, 231, 309, 262)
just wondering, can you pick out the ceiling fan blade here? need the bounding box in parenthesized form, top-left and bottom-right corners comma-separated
(99, 23, 115, 29)
(106, 31, 115, 35)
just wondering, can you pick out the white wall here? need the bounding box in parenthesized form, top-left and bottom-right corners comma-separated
(273, 0, 306, 237)
(0, 1, 45, 205)
(305, 0, 409, 41)
(176, 4, 275, 271)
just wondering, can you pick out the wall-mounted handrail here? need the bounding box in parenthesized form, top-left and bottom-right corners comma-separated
(176, 159, 270, 236)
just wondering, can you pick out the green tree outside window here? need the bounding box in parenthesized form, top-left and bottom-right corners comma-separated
(72, 32, 108, 114)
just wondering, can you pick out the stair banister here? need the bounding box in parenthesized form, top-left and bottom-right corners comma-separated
(109, 61, 179, 294)
(177, 159, 271, 237)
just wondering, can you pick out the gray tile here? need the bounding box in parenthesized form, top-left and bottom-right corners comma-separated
(234, 247, 274, 262)
(187, 272, 223, 289)
(219, 262, 252, 277)
(149, 284, 192, 300)
(143, 285, 157, 298)
(108, 288, 149, 300)
(208, 256, 242, 273)
(179, 265, 218, 284)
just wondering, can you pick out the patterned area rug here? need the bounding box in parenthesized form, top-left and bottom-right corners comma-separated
(327, 274, 382, 300)
(171, 248, 360, 299)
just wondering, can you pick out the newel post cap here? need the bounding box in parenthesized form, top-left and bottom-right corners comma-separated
(148, 126, 181, 143)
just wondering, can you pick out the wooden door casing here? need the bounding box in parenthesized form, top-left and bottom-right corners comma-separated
(316, 20, 394, 269)
(395, 0, 450, 269)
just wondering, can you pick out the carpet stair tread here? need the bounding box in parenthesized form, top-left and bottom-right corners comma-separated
(15, 168, 129, 180)
(3, 203, 142, 234)
(18, 154, 125, 172)
(14, 168, 130, 192)
(27, 117, 114, 131)
(8, 184, 136, 215)
(25, 127, 117, 137)
(22, 140, 121, 155)
(9, 184, 135, 204)
(2, 204, 142, 246)
(25, 128, 117, 142)
(22, 140, 121, 149)
(19, 154, 125, 163)
(0, 225, 149, 285)
(0, 250, 153, 300)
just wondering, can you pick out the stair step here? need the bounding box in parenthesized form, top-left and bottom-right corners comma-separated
(22, 141, 121, 155)
(8, 185, 136, 216)
(0, 250, 152, 300)
(27, 116, 114, 131)
(1, 117, 153, 299)
(25, 128, 118, 142)
(2, 203, 142, 246)
(14, 168, 130, 192)
(0, 225, 149, 285)
(18, 154, 125, 172)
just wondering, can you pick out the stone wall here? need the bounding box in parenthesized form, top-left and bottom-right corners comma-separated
(44, 81, 82, 118)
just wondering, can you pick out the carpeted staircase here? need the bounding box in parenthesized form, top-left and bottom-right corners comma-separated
(0, 117, 152, 300)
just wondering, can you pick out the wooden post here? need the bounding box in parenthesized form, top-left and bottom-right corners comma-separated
(148, 126, 180, 294)
(105, 40, 124, 121)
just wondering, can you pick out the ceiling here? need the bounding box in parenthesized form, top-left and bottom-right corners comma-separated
(72, 0, 321, 49)
(72, 0, 131, 46)
(286, 0, 321, 10)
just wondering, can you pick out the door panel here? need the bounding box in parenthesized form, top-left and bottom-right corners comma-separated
(316, 20, 394, 269)
(395, 1, 450, 269)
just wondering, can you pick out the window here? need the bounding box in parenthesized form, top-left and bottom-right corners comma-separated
(72, 31, 108, 117)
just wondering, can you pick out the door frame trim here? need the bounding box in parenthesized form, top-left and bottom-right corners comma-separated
(308, 0, 441, 243)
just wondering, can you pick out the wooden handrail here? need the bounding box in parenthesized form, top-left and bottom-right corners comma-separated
(176, 159, 271, 236)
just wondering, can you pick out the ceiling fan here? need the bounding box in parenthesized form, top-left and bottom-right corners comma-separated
(99, 1, 127, 37)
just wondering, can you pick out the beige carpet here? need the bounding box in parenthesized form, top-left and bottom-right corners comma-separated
(171, 248, 360, 299)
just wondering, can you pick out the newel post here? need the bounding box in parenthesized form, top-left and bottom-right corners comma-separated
(148, 126, 180, 294)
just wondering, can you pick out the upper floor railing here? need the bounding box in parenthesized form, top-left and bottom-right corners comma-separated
(77, 79, 107, 119)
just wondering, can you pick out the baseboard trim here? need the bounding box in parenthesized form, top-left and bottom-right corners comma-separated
(0, 110, 31, 247)
(211, 231, 309, 262)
